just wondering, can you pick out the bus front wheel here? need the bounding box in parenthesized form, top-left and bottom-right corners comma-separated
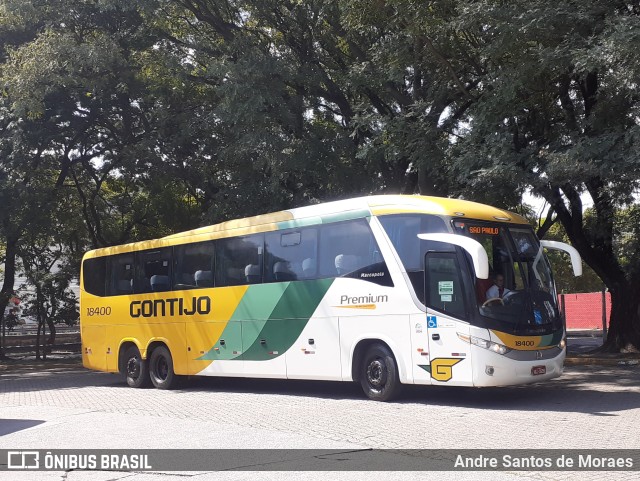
(123, 346, 150, 388)
(149, 345, 179, 390)
(360, 344, 402, 401)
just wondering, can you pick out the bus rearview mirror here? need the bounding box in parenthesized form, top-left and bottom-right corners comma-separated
(540, 240, 583, 277)
(417, 233, 490, 279)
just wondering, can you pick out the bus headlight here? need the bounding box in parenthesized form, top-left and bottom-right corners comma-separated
(457, 333, 511, 355)
(559, 338, 566, 350)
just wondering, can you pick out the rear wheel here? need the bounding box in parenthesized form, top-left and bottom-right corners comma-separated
(123, 345, 150, 388)
(149, 345, 180, 389)
(360, 344, 402, 401)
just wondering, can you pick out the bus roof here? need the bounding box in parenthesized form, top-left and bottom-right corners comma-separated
(83, 195, 529, 258)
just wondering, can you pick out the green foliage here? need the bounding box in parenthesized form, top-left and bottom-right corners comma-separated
(613, 205, 640, 278)
(445, 0, 640, 348)
(541, 217, 604, 294)
(451, 1, 640, 194)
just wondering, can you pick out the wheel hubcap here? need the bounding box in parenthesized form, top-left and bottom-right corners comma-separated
(127, 357, 140, 379)
(366, 359, 387, 388)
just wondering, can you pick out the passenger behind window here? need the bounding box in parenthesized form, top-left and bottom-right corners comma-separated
(302, 258, 317, 278)
(117, 279, 133, 294)
(273, 261, 296, 281)
(150, 275, 170, 292)
(245, 264, 261, 284)
(195, 270, 213, 287)
(335, 254, 359, 275)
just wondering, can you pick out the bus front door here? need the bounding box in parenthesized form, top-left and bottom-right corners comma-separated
(424, 251, 473, 387)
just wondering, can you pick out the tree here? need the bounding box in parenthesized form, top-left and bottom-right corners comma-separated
(537, 210, 604, 294)
(20, 240, 79, 360)
(3, 0, 639, 356)
(0, 0, 163, 356)
(157, 0, 490, 209)
(452, 0, 640, 351)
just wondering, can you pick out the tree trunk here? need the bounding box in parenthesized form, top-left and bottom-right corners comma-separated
(35, 288, 43, 360)
(546, 185, 640, 352)
(45, 288, 61, 350)
(0, 237, 18, 360)
(42, 317, 47, 361)
(46, 312, 56, 346)
(35, 315, 41, 361)
(600, 280, 640, 353)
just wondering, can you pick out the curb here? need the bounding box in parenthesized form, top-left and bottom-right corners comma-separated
(0, 357, 83, 372)
(564, 356, 640, 366)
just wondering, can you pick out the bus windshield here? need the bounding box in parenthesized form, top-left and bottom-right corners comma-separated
(453, 221, 560, 333)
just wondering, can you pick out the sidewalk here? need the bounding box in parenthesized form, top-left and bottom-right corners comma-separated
(566, 329, 604, 354)
(565, 329, 640, 366)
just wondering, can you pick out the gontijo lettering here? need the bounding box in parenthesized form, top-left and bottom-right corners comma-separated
(130, 296, 211, 318)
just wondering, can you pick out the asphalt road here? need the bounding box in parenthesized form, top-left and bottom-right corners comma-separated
(1, 361, 639, 481)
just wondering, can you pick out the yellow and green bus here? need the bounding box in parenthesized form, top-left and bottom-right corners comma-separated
(80, 195, 581, 401)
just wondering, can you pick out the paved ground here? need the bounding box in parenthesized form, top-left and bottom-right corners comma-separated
(566, 331, 605, 354)
(1, 354, 639, 481)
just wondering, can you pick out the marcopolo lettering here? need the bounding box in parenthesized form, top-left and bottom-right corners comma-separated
(360, 272, 385, 278)
(130, 296, 211, 318)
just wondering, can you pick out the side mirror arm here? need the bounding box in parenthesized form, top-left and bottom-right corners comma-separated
(540, 240, 583, 276)
(417, 233, 489, 279)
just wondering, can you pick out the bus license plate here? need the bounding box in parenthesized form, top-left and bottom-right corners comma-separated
(531, 365, 546, 376)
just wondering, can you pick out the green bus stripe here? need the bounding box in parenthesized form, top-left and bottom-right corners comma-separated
(198, 279, 333, 362)
(198, 284, 290, 360)
(230, 283, 289, 321)
(268, 278, 334, 320)
(237, 278, 334, 361)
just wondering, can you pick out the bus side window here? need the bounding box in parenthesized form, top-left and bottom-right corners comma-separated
(135, 248, 172, 294)
(215, 234, 263, 287)
(83, 256, 107, 297)
(378, 214, 449, 303)
(174, 241, 214, 290)
(318, 219, 380, 278)
(265, 228, 318, 283)
(106, 254, 134, 296)
(425, 254, 467, 318)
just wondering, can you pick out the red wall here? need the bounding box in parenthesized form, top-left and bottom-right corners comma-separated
(560, 292, 611, 330)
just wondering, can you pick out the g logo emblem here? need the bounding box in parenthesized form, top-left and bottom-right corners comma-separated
(430, 358, 463, 382)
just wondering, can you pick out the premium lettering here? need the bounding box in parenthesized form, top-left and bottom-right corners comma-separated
(130, 296, 211, 318)
(340, 294, 388, 305)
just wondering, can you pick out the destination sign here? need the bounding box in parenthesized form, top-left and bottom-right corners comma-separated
(468, 226, 499, 235)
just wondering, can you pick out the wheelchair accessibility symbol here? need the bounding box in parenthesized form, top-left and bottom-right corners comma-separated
(427, 315, 437, 328)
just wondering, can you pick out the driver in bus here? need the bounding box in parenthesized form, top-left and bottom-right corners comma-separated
(486, 273, 510, 299)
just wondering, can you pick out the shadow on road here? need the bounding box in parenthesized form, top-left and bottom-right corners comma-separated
(2, 361, 639, 416)
(0, 419, 46, 436)
(179, 366, 640, 416)
(396, 366, 640, 415)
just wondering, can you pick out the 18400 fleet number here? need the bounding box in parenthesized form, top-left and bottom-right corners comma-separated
(86, 307, 112, 316)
